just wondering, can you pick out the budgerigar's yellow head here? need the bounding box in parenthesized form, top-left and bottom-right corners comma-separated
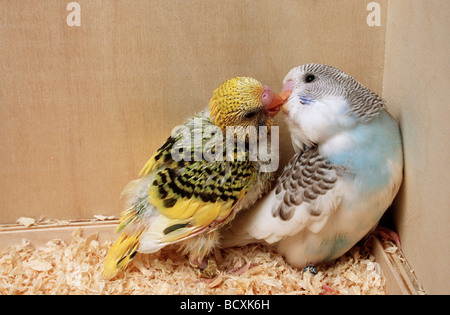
(209, 77, 283, 131)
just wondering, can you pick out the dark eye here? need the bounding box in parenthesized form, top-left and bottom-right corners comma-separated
(244, 112, 257, 119)
(305, 74, 315, 83)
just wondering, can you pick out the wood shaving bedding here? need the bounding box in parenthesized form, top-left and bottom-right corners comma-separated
(0, 227, 386, 295)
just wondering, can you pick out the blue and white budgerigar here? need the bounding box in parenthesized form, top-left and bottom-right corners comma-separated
(103, 77, 283, 279)
(222, 64, 403, 268)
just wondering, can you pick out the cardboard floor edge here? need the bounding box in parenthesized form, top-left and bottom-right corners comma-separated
(0, 220, 118, 250)
(373, 238, 424, 295)
(0, 220, 423, 295)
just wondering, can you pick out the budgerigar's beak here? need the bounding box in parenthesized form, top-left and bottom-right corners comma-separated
(280, 80, 293, 114)
(262, 85, 284, 117)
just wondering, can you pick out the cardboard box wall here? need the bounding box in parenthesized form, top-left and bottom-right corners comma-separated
(0, 0, 448, 294)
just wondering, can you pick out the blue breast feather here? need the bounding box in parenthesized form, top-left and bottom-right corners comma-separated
(326, 110, 402, 193)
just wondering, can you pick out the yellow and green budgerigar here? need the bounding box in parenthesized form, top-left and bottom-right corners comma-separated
(103, 77, 284, 279)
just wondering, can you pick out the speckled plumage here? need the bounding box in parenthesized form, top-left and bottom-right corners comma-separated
(103, 77, 277, 279)
(290, 63, 385, 122)
(272, 146, 342, 221)
(210, 77, 265, 128)
(223, 64, 403, 268)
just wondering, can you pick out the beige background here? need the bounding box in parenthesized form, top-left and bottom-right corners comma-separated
(0, 0, 448, 293)
(382, 0, 450, 294)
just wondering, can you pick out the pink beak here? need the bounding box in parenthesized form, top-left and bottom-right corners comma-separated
(262, 85, 284, 117)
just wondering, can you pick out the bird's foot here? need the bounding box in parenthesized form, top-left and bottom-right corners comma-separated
(303, 264, 317, 275)
(374, 225, 401, 249)
(190, 257, 219, 279)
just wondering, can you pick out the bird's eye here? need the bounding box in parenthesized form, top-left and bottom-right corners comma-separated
(305, 74, 316, 83)
(244, 112, 257, 119)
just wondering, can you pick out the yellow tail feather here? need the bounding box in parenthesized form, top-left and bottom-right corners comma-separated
(138, 155, 157, 177)
(103, 232, 141, 280)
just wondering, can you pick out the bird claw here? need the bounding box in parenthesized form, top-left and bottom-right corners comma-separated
(303, 264, 317, 275)
(191, 258, 219, 279)
(374, 226, 401, 249)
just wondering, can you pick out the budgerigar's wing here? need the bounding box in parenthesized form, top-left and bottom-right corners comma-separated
(144, 157, 256, 245)
(104, 118, 258, 278)
(128, 114, 258, 245)
(223, 147, 344, 246)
